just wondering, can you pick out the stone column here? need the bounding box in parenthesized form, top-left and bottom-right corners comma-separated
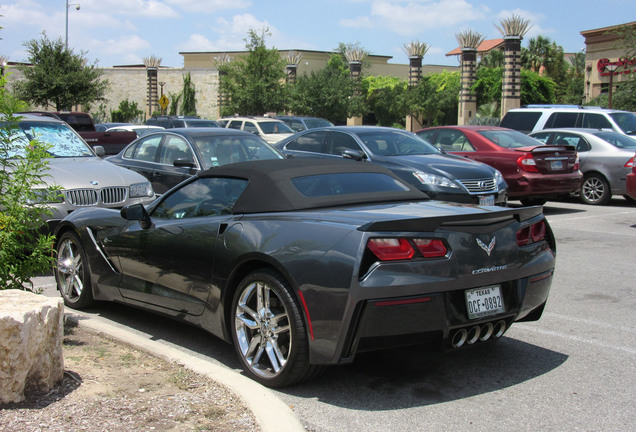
(347, 61, 363, 126)
(458, 48, 478, 125)
(501, 36, 522, 117)
(146, 67, 158, 118)
(406, 55, 423, 131)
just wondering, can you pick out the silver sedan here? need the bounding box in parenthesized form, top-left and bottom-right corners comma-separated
(530, 128, 636, 205)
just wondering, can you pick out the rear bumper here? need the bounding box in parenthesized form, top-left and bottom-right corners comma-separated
(506, 172, 582, 198)
(339, 269, 552, 360)
(626, 172, 636, 200)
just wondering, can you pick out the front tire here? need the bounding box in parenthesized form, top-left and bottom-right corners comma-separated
(55, 231, 94, 309)
(231, 269, 318, 387)
(580, 173, 611, 205)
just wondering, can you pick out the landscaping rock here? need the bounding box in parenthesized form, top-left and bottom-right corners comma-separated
(0, 290, 64, 404)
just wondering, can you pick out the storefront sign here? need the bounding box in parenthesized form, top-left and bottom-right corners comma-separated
(597, 57, 636, 76)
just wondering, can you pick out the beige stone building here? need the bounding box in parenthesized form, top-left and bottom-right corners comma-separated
(581, 21, 636, 103)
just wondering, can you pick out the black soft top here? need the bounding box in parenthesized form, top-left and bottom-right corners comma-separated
(196, 159, 427, 214)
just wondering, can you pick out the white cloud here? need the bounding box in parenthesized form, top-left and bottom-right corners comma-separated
(339, 16, 374, 29)
(166, 0, 252, 13)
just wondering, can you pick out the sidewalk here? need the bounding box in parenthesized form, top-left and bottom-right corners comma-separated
(33, 276, 305, 432)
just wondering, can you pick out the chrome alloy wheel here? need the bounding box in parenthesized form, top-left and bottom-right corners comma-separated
(581, 174, 610, 205)
(56, 236, 88, 306)
(234, 280, 292, 379)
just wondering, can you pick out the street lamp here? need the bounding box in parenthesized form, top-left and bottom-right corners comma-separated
(65, 1, 80, 49)
(605, 63, 619, 109)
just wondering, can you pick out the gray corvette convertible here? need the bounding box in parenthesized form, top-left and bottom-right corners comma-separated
(54, 159, 556, 387)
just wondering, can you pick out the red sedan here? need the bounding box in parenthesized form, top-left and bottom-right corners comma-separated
(626, 152, 636, 201)
(416, 125, 583, 206)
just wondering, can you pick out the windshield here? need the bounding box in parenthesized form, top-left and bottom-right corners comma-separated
(6, 121, 94, 158)
(357, 131, 438, 156)
(193, 134, 283, 169)
(479, 129, 546, 148)
(259, 121, 293, 134)
(593, 131, 636, 149)
(609, 112, 636, 135)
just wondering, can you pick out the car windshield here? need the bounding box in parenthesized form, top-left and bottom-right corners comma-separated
(5, 121, 94, 158)
(259, 121, 293, 134)
(609, 112, 636, 135)
(185, 120, 220, 128)
(193, 134, 283, 169)
(593, 131, 636, 149)
(357, 131, 438, 156)
(478, 130, 545, 148)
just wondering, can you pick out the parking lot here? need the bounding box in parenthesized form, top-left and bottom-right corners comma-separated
(38, 197, 636, 431)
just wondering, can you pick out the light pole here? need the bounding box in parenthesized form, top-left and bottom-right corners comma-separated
(605, 63, 619, 109)
(65, 1, 80, 49)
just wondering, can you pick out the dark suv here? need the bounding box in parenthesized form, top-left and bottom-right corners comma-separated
(500, 105, 636, 136)
(145, 116, 220, 129)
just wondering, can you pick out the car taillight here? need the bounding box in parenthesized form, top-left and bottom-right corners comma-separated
(573, 154, 580, 171)
(367, 238, 448, 261)
(625, 156, 635, 169)
(516, 153, 539, 173)
(516, 220, 546, 246)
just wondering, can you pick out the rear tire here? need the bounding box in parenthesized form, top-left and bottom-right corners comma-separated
(231, 269, 321, 387)
(580, 173, 610, 205)
(55, 231, 94, 309)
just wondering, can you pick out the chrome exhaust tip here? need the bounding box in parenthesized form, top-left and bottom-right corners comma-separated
(479, 322, 494, 341)
(466, 326, 481, 344)
(493, 320, 507, 338)
(451, 328, 468, 348)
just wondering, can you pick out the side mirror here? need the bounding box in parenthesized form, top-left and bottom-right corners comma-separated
(93, 145, 106, 157)
(342, 149, 366, 161)
(173, 158, 197, 169)
(121, 204, 151, 229)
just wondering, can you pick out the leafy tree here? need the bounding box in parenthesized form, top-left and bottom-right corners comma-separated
(180, 73, 196, 116)
(0, 77, 58, 291)
(12, 32, 108, 111)
(561, 52, 586, 105)
(363, 76, 408, 126)
(407, 71, 460, 126)
(522, 36, 569, 102)
(110, 99, 143, 123)
(219, 29, 286, 116)
(287, 53, 356, 124)
(478, 50, 504, 68)
(168, 92, 181, 116)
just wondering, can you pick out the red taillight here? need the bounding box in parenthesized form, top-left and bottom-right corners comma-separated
(412, 238, 448, 258)
(367, 238, 448, 261)
(625, 156, 635, 169)
(516, 153, 539, 173)
(517, 220, 547, 246)
(367, 238, 414, 260)
(573, 154, 580, 171)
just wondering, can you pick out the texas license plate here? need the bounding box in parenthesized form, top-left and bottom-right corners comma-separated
(465, 285, 505, 319)
(550, 160, 563, 170)
(479, 195, 495, 206)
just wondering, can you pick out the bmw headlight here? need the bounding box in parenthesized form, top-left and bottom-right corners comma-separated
(129, 182, 154, 198)
(412, 172, 459, 188)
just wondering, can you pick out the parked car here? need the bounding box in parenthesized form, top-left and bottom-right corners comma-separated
(626, 152, 636, 201)
(218, 116, 294, 144)
(107, 128, 283, 195)
(499, 105, 636, 136)
(145, 115, 220, 129)
(274, 126, 508, 206)
(417, 125, 582, 206)
(95, 122, 129, 132)
(529, 128, 636, 204)
(105, 124, 165, 138)
(53, 158, 555, 387)
(4, 114, 155, 232)
(276, 115, 334, 131)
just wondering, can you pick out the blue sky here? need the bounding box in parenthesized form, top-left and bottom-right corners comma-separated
(1, 0, 633, 68)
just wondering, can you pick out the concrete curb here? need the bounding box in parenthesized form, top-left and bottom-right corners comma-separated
(65, 311, 305, 432)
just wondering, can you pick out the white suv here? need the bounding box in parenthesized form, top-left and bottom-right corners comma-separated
(218, 116, 294, 144)
(500, 105, 636, 137)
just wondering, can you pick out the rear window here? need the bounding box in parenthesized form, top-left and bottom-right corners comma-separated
(292, 172, 410, 197)
(499, 112, 542, 134)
